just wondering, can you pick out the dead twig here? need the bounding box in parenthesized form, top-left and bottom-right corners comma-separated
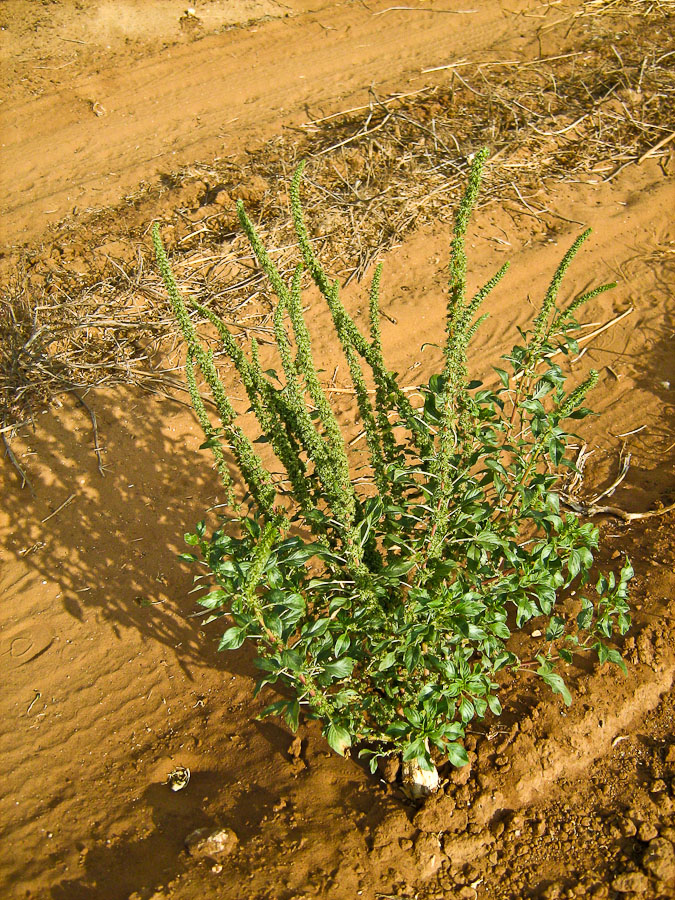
(71, 390, 105, 476)
(373, 6, 477, 15)
(587, 446, 632, 504)
(562, 495, 675, 522)
(40, 493, 76, 524)
(2, 431, 36, 497)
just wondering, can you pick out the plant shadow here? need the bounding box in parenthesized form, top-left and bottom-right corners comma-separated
(2, 387, 260, 681)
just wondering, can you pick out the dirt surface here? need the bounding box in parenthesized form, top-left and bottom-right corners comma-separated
(1, 2, 675, 899)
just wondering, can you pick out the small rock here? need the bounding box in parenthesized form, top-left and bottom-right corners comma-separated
(664, 745, 675, 767)
(619, 817, 637, 837)
(534, 819, 547, 837)
(638, 821, 659, 842)
(643, 837, 675, 881)
(185, 826, 239, 860)
(611, 871, 649, 893)
(542, 883, 562, 900)
(650, 778, 667, 793)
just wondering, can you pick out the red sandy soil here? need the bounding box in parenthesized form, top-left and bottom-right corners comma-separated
(1, 3, 674, 900)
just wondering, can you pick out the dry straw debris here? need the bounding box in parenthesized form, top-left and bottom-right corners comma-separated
(1, 5, 673, 446)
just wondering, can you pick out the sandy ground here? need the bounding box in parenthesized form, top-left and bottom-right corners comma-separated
(1, 2, 674, 899)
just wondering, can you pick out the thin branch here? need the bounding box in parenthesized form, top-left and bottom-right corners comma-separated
(2, 432, 36, 497)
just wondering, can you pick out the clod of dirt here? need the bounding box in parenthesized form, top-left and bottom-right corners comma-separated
(413, 792, 458, 833)
(619, 817, 638, 837)
(450, 752, 475, 785)
(611, 871, 649, 893)
(443, 829, 494, 869)
(643, 837, 675, 882)
(232, 175, 269, 204)
(378, 755, 401, 784)
(637, 821, 659, 842)
(288, 735, 303, 759)
(184, 826, 239, 860)
(414, 833, 442, 880)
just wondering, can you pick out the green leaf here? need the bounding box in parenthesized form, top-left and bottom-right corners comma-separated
(199, 589, 228, 609)
(404, 645, 422, 671)
(383, 558, 416, 578)
(446, 742, 470, 767)
(184, 532, 200, 546)
(605, 648, 628, 675)
(199, 436, 222, 449)
(567, 549, 581, 580)
(545, 616, 565, 641)
(323, 657, 356, 679)
(484, 458, 507, 477)
(548, 436, 565, 466)
(536, 664, 572, 706)
(280, 649, 304, 671)
(334, 633, 351, 657)
(284, 700, 300, 731)
(218, 626, 246, 651)
(303, 618, 330, 638)
(378, 651, 397, 671)
(263, 612, 283, 638)
(594, 640, 609, 665)
(577, 597, 593, 631)
(259, 700, 288, 719)
(494, 367, 510, 388)
(490, 621, 511, 640)
(459, 696, 475, 722)
(325, 723, 352, 756)
(402, 738, 428, 762)
(487, 694, 502, 716)
(385, 721, 409, 738)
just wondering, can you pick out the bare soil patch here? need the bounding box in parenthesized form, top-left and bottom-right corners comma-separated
(1, 2, 674, 899)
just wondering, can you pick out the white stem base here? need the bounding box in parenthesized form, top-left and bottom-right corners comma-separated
(401, 757, 440, 800)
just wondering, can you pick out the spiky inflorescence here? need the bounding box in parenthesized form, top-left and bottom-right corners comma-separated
(236, 204, 358, 525)
(152, 225, 276, 515)
(426, 150, 498, 563)
(327, 280, 388, 497)
(557, 368, 599, 418)
(368, 263, 399, 471)
(290, 163, 433, 462)
(188, 296, 315, 515)
(184, 349, 236, 506)
(284, 264, 353, 494)
(531, 228, 591, 351)
(554, 281, 617, 328)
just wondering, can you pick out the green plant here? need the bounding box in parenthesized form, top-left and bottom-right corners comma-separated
(152, 149, 632, 788)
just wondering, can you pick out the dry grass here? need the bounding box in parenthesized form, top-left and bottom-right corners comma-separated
(1, 4, 673, 436)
